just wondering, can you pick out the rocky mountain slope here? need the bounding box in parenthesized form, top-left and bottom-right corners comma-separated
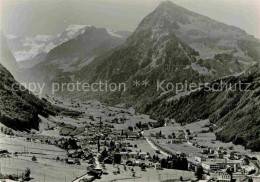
(0, 63, 65, 130)
(147, 63, 260, 151)
(64, 1, 260, 108)
(17, 1, 260, 116)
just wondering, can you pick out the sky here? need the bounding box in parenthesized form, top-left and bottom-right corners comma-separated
(0, 0, 259, 38)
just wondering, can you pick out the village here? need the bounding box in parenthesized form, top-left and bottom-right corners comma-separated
(0, 98, 259, 182)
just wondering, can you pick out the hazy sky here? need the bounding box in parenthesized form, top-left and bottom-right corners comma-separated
(0, 0, 259, 38)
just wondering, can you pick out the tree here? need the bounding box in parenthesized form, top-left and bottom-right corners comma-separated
(68, 138, 78, 149)
(161, 158, 168, 168)
(32, 156, 37, 162)
(110, 140, 115, 148)
(180, 176, 183, 181)
(172, 132, 176, 139)
(195, 165, 203, 180)
(114, 154, 121, 164)
(186, 129, 191, 135)
(248, 177, 253, 182)
(101, 148, 108, 159)
(128, 126, 133, 131)
(24, 168, 31, 178)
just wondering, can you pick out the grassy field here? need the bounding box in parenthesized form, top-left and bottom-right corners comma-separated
(93, 164, 194, 182)
(0, 157, 87, 182)
(0, 132, 88, 182)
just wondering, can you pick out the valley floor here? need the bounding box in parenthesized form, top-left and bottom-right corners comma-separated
(0, 98, 259, 182)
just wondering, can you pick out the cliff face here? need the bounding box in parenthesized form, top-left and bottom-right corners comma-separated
(0, 63, 63, 130)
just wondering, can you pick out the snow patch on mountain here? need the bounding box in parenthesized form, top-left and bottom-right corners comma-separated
(64, 25, 92, 39)
(6, 25, 92, 62)
(106, 29, 123, 38)
(191, 62, 213, 76)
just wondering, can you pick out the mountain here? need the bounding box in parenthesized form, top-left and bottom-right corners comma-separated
(6, 25, 91, 64)
(147, 63, 260, 151)
(63, 1, 259, 107)
(19, 1, 260, 110)
(0, 33, 20, 80)
(136, 1, 260, 62)
(7, 25, 129, 69)
(6, 34, 55, 63)
(20, 26, 130, 87)
(0, 63, 66, 130)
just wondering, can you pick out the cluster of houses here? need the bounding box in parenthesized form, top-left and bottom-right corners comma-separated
(191, 146, 257, 181)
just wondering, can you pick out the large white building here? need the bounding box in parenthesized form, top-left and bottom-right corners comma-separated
(202, 160, 240, 172)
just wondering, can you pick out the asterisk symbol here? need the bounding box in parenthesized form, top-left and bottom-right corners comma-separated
(133, 80, 140, 87)
(142, 79, 149, 87)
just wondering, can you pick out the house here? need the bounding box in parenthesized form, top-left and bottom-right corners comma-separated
(202, 149, 209, 154)
(104, 157, 113, 164)
(133, 160, 140, 165)
(139, 152, 147, 158)
(202, 162, 220, 171)
(129, 151, 138, 158)
(229, 151, 235, 159)
(128, 133, 139, 140)
(202, 160, 240, 172)
(241, 158, 250, 166)
(155, 163, 162, 170)
(217, 151, 224, 159)
(195, 156, 206, 162)
(66, 158, 75, 164)
(170, 139, 183, 144)
(119, 152, 128, 159)
(211, 171, 232, 182)
(207, 154, 217, 159)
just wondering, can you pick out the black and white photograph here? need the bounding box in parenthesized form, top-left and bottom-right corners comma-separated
(0, 0, 260, 181)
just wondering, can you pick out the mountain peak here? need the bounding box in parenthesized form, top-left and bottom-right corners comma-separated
(134, 0, 191, 35)
(158, 0, 175, 7)
(156, 0, 185, 11)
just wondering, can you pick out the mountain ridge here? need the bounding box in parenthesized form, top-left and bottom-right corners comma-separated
(60, 0, 259, 107)
(147, 63, 260, 151)
(0, 63, 66, 130)
(19, 1, 260, 112)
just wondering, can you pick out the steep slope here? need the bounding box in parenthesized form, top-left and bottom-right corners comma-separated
(68, 1, 259, 108)
(148, 63, 260, 151)
(0, 63, 64, 130)
(0, 33, 20, 80)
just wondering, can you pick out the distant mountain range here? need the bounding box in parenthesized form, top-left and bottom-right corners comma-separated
(18, 26, 131, 90)
(6, 25, 132, 69)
